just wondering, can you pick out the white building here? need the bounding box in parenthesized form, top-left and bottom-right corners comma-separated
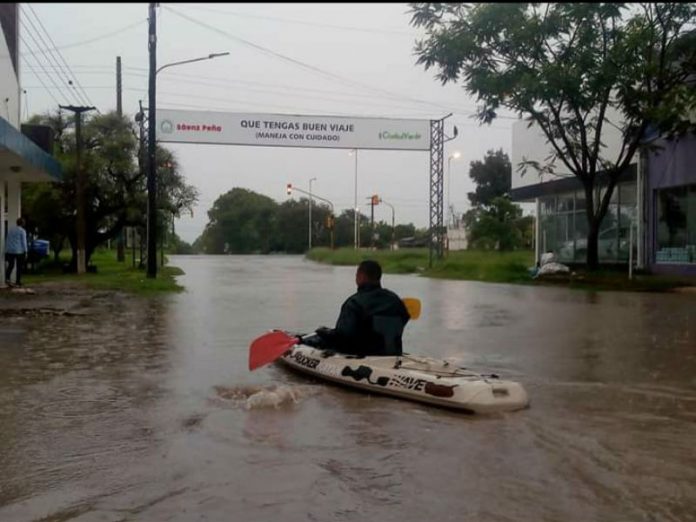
(0, 4, 62, 287)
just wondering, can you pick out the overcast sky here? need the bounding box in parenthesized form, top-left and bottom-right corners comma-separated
(21, 3, 518, 243)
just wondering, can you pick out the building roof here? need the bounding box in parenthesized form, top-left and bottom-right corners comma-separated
(0, 116, 62, 182)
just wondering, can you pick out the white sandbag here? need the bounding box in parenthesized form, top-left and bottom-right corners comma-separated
(540, 252, 557, 266)
(537, 262, 570, 276)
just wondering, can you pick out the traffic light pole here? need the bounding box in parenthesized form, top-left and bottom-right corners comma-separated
(370, 197, 375, 249)
(287, 183, 335, 249)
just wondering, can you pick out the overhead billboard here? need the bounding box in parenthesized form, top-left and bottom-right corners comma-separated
(156, 109, 431, 151)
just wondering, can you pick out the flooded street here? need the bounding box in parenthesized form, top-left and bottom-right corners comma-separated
(1, 255, 696, 522)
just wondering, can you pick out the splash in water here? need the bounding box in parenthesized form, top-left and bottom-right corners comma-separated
(213, 384, 317, 410)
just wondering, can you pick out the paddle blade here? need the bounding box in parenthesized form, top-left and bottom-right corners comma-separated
(248, 331, 299, 371)
(403, 297, 421, 320)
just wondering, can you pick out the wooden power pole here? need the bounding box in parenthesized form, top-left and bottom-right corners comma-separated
(60, 105, 96, 274)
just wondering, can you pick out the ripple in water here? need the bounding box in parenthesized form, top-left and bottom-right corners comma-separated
(212, 384, 318, 410)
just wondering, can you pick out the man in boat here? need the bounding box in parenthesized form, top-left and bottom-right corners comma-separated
(310, 260, 410, 356)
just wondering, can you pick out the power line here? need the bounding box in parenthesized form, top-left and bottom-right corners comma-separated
(24, 5, 99, 111)
(73, 66, 489, 114)
(150, 98, 364, 117)
(21, 63, 516, 122)
(165, 6, 519, 121)
(20, 67, 59, 107)
(125, 84, 453, 115)
(174, 3, 413, 35)
(19, 19, 145, 57)
(162, 6, 472, 117)
(20, 11, 86, 106)
(19, 34, 72, 105)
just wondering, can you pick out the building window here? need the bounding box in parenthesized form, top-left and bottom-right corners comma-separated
(540, 182, 637, 263)
(656, 184, 696, 264)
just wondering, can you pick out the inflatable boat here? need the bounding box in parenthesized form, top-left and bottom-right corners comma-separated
(278, 343, 529, 414)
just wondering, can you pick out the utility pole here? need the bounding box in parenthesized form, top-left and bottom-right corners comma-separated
(60, 105, 96, 274)
(380, 198, 396, 251)
(115, 56, 126, 262)
(351, 149, 358, 249)
(116, 56, 122, 117)
(147, 2, 158, 278)
(368, 194, 379, 249)
(308, 177, 316, 250)
(135, 100, 146, 268)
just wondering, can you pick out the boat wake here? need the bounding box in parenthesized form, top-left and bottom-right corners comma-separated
(213, 384, 318, 410)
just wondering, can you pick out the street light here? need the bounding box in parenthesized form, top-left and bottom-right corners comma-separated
(308, 177, 317, 250)
(379, 197, 396, 251)
(156, 52, 230, 75)
(147, 3, 229, 278)
(447, 151, 461, 228)
(349, 148, 358, 249)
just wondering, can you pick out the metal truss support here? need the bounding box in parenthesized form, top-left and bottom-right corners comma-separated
(429, 118, 445, 268)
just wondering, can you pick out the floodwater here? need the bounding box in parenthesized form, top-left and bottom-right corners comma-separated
(1, 256, 695, 522)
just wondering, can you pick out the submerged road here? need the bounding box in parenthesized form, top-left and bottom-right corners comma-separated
(1, 255, 695, 521)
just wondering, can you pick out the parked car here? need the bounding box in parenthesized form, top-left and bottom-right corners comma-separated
(397, 236, 429, 248)
(26, 238, 50, 272)
(29, 239, 50, 258)
(558, 227, 631, 261)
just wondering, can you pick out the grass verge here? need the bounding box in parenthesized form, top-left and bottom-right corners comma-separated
(306, 248, 696, 292)
(307, 248, 533, 283)
(24, 249, 185, 295)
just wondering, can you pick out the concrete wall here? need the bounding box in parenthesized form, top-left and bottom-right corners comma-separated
(0, 5, 21, 286)
(0, 3, 19, 128)
(446, 227, 468, 251)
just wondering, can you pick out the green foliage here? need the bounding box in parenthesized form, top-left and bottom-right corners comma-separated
(307, 248, 534, 283)
(24, 249, 184, 295)
(195, 189, 423, 254)
(464, 196, 528, 251)
(410, 2, 696, 267)
(460, 150, 530, 251)
(166, 233, 196, 255)
(307, 248, 696, 291)
(22, 109, 198, 270)
(200, 188, 278, 254)
(467, 149, 511, 207)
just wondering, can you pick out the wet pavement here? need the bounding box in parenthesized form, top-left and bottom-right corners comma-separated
(1, 255, 695, 521)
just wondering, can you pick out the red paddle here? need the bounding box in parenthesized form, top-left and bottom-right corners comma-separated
(248, 331, 300, 371)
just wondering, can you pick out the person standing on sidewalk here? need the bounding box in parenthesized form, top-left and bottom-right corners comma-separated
(5, 218, 28, 287)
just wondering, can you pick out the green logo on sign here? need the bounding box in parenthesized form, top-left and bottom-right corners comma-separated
(160, 120, 174, 134)
(379, 131, 422, 141)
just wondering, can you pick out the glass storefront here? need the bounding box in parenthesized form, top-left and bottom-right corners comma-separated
(539, 182, 637, 263)
(656, 184, 696, 264)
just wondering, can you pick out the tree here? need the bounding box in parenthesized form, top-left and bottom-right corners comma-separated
(468, 149, 512, 207)
(464, 196, 525, 251)
(199, 188, 278, 254)
(22, 183, 70, 263)
(411, 3, 696, 268)
(271, 198, 332, 253)
(167, 233, 196, 255)
(462, 150, 530, 250)
(23, 110, 198, 269)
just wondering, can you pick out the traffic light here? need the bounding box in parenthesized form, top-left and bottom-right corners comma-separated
(286, 183, 292, 195)
(371, 194, 380, 205)
(326, 214, 335, 229)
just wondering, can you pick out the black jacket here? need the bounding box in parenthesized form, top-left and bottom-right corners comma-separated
(318, 282, 410, 356)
